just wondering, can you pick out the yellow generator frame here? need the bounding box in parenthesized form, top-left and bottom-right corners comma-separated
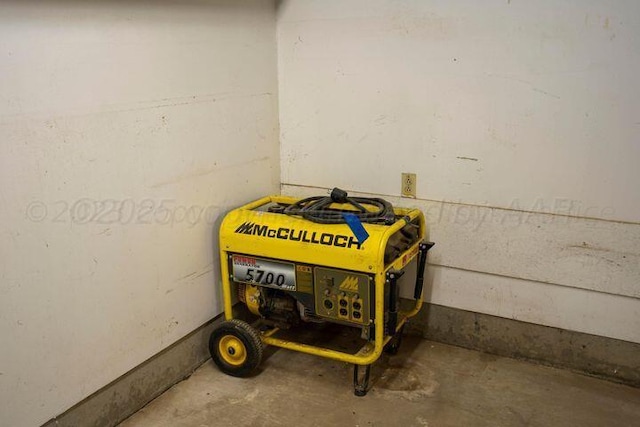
(213, 193, 434, 395)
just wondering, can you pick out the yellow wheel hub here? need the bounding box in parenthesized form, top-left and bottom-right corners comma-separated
(218, 335, 247, 366)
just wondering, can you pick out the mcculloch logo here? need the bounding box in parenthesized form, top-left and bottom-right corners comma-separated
(234, 222, 363, 249)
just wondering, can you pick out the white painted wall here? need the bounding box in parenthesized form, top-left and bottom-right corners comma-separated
(0, 1, 279, 426)
(278, 1, 640, 342)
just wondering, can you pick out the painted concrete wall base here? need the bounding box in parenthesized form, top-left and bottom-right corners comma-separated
(406, 303, 640, 388)
(42, 310, 229, 427)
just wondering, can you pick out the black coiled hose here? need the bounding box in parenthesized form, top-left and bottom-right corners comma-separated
(283, 188, 396, 224)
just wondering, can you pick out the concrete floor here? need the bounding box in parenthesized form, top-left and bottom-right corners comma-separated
(120, 336, 640, 427)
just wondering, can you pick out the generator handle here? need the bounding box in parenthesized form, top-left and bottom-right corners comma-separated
(386, 269, 404, 336)
(414, 242, 435, 300)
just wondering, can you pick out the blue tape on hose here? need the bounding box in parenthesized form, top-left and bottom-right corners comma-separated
(342, 213, 369, 245)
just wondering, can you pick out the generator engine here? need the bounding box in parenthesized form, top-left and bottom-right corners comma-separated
(209, 188, 433, 395)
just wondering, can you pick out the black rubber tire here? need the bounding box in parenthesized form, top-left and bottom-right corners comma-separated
(209, 319, 263, 377)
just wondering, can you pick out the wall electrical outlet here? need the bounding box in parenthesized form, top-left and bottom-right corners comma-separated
(401, 173, 417, 198)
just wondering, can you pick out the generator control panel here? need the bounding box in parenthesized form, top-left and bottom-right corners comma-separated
(314, 267, 370, 325)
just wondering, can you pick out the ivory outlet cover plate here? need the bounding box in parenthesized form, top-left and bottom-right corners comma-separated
(401, 173, 416, 198)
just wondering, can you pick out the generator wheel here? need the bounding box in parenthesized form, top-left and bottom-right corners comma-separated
(209, 319, 263, 377)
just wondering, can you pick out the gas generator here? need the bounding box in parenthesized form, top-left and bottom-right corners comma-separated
(209, 188, 433, 395)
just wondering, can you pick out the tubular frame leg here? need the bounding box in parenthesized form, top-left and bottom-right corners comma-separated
(353, 364, 371, 397)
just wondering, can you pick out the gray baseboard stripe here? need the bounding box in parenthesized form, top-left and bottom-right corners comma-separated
(43, 303, 639, 426)
(42, 313, 226, 427)
(406, 303, 640, 388)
